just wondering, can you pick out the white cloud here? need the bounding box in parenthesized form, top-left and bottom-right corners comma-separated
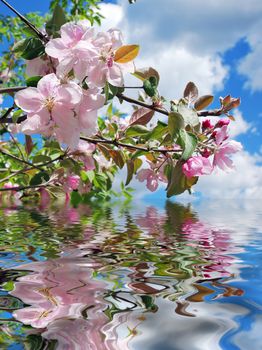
(99, 3, 124, 31)
(228, 110, 251, 138)
(238, 41, 262, 91)
(100, 1, 262, 199)
(195, 151, 262, 199)
(117, 0, 262, 92)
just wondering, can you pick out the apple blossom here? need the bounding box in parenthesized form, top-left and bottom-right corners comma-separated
(88, 29, 135, 87)
(213, 125, 243, 171)
(136, 160, 167, 192)
(45, 22, 96, 80)
(182, 156, 213, 178)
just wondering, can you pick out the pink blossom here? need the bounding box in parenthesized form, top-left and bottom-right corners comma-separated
(213, 125, 242, 171)
(88, 29, 135, 87)
(45, 22, 95, 79)
(216, 118, 230, 128)
(66, 175, 80, 191)
(26, 57, 56, 77)
(15, 73, 82, 148)
(182, 156, 213, 178)
(72, 141, 96, 171)
(202, 119, 213, 130)
(77, 88, 105, 136)
(94, 154, 112, 170)
(63, 175, 80, 201)
(136, 161, 167, 192)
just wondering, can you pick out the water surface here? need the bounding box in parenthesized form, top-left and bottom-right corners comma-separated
(0, 200, 261, 350)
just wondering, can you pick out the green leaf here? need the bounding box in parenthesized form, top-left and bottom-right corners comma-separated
(30, 171, 50, 186)
(178, 130, 198, 160)
(143, 76, 158, 97)
(86, 170, 95, 183)
(168, 112, 184, 140)
(46, 4, 67, 36)
(177, 105, 200, 128)
(26, 76, 42, 87)
(166, 161, 198, 197)
(145, 121, 168, 141)
(32, 155, 52, 164)
(21, 38, 45, 60)
(70, 191, 82, 207)
(12, 38, 28, 53)
(134, 158, 143, 172)
(12, 110, 23, 123)
(125, 125, 149, 137)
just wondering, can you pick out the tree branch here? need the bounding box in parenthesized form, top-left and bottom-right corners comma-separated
(0, 0, 48, 42)
(0, 148, 42, 170)
(0, 86, 224, 118)
(80, 136, 181, 154)
(0, 154, 66, 184)
(0, 86, 26, 94)
(0, 182, 51, 192)
(117, 93, 223, 117)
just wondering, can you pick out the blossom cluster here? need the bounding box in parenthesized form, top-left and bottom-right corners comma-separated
(0, 13, 243, 200)
(182, 119, 242, 178)
(14, 21, 136, 149)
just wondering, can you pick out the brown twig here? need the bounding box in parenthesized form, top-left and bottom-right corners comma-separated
(117, 93, 223, 117)
(0, 86, 224, 118)
(0, 154, 66, 184)
(0, 0, 48, 42)
(0, 182, 51, 192)
(0, 86, 26, 94)
(80, 136, 181, 154)
(0, 148, 42, 170)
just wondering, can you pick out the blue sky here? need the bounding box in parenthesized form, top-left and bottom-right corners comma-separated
(1, 0, 262, 199)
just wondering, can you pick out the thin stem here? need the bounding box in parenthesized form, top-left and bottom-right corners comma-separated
(80, 136, 182, 154)
(0, 0, 48, 42)
(0, 115, 27, 124)
(0, 86, 26, 94)
(0, 154, 65, 184)
(117, 93, 169, 116)
(0, 148, 42, 170)
(0, 106, 14, 119)
(117, 93, 223, 117)
(1, 122, 26, 161)
(0, 182, 51, 192)
(0, 86, 224, 118)
(122, 86, 143, 89)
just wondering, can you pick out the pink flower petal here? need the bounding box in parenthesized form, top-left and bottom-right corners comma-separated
(45, 38, 68, 59)
(37, 73, 59, 97)
(15, 88, 42, 113)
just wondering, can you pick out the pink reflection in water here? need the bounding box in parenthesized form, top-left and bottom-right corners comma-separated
(8, 203, 241, 349)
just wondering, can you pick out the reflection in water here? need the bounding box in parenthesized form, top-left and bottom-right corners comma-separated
(0, 201, 261, 349)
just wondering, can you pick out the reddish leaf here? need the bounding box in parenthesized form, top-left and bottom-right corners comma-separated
(25, 135, 34, 155)
(109, 150, 125, 169)
(183, 82, 199, 103)
(129, 107, 155, 126)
